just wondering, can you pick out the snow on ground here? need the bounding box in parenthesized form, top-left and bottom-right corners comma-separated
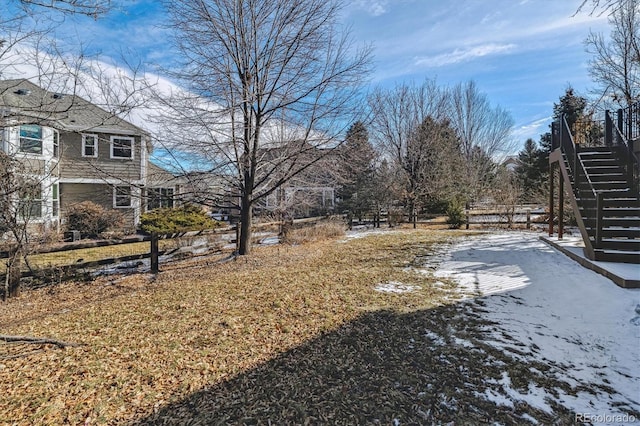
(341, 227, 398, 242)
(374, 281, 418, 294)
(433, 232, 640, 424)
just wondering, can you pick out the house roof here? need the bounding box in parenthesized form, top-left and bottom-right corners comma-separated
(0, 79, 144, 136)
(147, 161, 180, 186)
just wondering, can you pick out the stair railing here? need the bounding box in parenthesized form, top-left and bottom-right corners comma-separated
(607, 103, 640, 195)
(559, 115, 578, 182)
(559, 115, 602, 249)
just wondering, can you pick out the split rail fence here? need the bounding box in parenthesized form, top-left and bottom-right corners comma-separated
(0, 216, 326, 294)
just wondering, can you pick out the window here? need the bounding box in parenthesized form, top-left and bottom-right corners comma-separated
(52, 183, 59, 217)
(110, 136, 134, 159)
(53, 130, 59, 158)
(147, 188, 174, 210)
(19, 125, 43, 155)
(18, 182, 42, 219)
(82, 134, 98, 158)
(114, 186, 132, 208)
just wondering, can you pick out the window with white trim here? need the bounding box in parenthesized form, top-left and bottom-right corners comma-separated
(53, 130, 59, 158)
(114, 186, 132, 208)
(18, 181, 42, 219)
(147, 188, 174, 210)
(110, 136, 134, 159)
(19, 125, 43, 155)
(82, 134, 98, 157)
(52, 183, 59, 217)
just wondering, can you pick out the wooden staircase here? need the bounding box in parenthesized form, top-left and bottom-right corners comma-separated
(550, 103, 640, 264)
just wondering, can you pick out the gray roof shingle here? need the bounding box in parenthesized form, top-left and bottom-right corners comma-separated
(0, 79, 144, 135)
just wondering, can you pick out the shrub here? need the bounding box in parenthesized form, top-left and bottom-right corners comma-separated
(140, 205, 220, 234)
(445, 201, 466, 229)
(65, 201, 125, 239)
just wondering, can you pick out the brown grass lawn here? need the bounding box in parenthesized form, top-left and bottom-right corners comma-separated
(0, 228, 471, 425)
(0, 240, 180, 274)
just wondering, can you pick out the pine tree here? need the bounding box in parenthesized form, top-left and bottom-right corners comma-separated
(337, 122, 377, 221)
(515, 138, 545, 202)
(553, 86, 588, 130)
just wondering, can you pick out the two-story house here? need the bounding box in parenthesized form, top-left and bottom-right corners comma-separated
(0, 79, 176, 232)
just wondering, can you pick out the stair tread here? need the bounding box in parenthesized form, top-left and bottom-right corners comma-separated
(595, 249, 640, 255)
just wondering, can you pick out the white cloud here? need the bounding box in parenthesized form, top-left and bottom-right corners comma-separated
(414, 43, 517, 68)
(512, 116, 552, 143)
(354, 0, 389, 16)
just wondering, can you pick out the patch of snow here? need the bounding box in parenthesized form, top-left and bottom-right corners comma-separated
(478, 389, 514, 408)
(341, 228, 398, 242)
(374, 281, 418, 294)
(453, 337, 474, 348)
(435, 231, 640, 420)
(520, 413, 539, 425)
(424, 329, 446, 346)
(259, 235, 280, 245)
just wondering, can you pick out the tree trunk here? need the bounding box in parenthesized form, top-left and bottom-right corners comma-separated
(238, 195, 253, 255)
(411, 202, 417, 229)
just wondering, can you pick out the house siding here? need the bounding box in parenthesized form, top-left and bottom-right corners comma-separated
(60, 183, 137, 230)
(59, 131, 143, 182)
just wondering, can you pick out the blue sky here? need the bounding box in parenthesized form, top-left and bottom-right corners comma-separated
(9, 0, 612, 151)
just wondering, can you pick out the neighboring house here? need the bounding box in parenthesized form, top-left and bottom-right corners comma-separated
(0, 79, 177, 233)
(146, 162, 180, 210)
(258, 145, 337, 218)
(264, 184, 335, 218)
(502, 155, 519, 172)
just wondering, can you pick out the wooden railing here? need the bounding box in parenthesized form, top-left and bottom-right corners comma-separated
(553, 115, 599, 253)
(607, 103, 640, 195)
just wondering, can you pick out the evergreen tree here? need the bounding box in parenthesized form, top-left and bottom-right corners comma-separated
(553, 86, 588, 130)
(521, 88, 590, 204)
(337, 121, 377, 221)
(515, 138, 545, 202)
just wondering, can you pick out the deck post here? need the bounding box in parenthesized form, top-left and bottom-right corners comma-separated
(558, 174, 564, 240)
(549, 163, 555, 236)
(605, 111, 612, 146)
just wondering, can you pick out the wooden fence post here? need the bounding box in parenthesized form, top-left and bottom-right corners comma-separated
(150, 232, 159, 273)
(526, 209, 531, 230)
(235, 221, 240, 253)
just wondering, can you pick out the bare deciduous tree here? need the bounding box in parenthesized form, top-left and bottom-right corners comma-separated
(157, 0, 372, 255)
(1, 0, 113, 59)
(577, 0, 630, 15)
(585, 0, 640, 109)
(448, 80, 515, 207)
(369, 80, 462, 227)
(490, 165, 522, 229)
(16, 0, 111, 16)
